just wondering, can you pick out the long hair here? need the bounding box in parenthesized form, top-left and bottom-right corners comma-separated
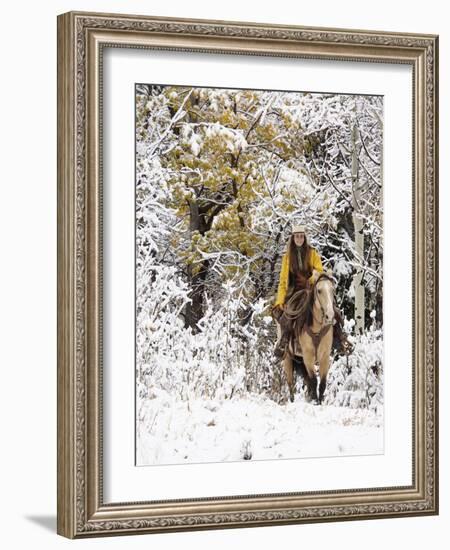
(287, 235, 312, 277)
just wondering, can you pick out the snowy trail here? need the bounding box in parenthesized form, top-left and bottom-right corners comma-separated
(137, 392, 383, 466)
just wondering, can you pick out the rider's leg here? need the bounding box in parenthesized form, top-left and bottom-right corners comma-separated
(332, 305, 353, 354)
(274, 312, 293, 358)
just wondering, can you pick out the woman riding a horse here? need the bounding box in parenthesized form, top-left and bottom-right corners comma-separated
(272, 224, 350, 360)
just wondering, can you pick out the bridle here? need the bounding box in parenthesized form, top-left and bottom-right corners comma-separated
(312, 273, 335, 326)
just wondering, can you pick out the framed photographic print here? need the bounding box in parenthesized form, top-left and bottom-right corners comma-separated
(57, 11, 439, 538)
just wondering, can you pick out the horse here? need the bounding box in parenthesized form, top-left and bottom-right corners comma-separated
(276, 270, 336, 405)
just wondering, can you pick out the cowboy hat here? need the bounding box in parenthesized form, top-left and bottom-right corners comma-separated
(291, 224, 306, 234)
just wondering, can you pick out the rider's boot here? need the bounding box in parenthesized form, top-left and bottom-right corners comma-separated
(333, 320, 353, 356)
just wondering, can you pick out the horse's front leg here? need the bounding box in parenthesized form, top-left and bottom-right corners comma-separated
(318, 353, 330, 405)
(302, 350, 318, 404)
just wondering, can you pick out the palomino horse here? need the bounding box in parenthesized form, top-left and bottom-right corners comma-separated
(277, 270, 335, 404)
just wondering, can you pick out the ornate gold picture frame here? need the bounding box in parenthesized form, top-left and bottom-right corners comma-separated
(57, 11, 438, 538)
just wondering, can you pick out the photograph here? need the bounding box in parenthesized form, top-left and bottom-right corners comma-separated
(135, 84, 384, 466)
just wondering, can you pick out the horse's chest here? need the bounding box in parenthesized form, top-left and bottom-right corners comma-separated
(299, 327, 332, 362)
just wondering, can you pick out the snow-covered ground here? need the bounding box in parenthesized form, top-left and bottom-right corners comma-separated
(136, 391, 383, 466)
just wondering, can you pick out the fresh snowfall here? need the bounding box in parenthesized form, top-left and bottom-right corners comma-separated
(135, 85, 384, 465)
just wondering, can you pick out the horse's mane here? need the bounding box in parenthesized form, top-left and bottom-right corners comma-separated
(313, 271, 335, 285)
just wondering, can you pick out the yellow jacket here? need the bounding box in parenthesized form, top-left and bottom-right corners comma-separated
(274, 247, 323, 306)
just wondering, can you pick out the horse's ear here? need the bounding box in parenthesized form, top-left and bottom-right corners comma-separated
(326, 268, 336, 285)
(311, 269, 321, 282)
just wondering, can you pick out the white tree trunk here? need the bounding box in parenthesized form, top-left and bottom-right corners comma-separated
(352, 122, 365, 335)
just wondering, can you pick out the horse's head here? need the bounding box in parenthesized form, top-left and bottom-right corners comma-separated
(311, 269, 335, 326)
